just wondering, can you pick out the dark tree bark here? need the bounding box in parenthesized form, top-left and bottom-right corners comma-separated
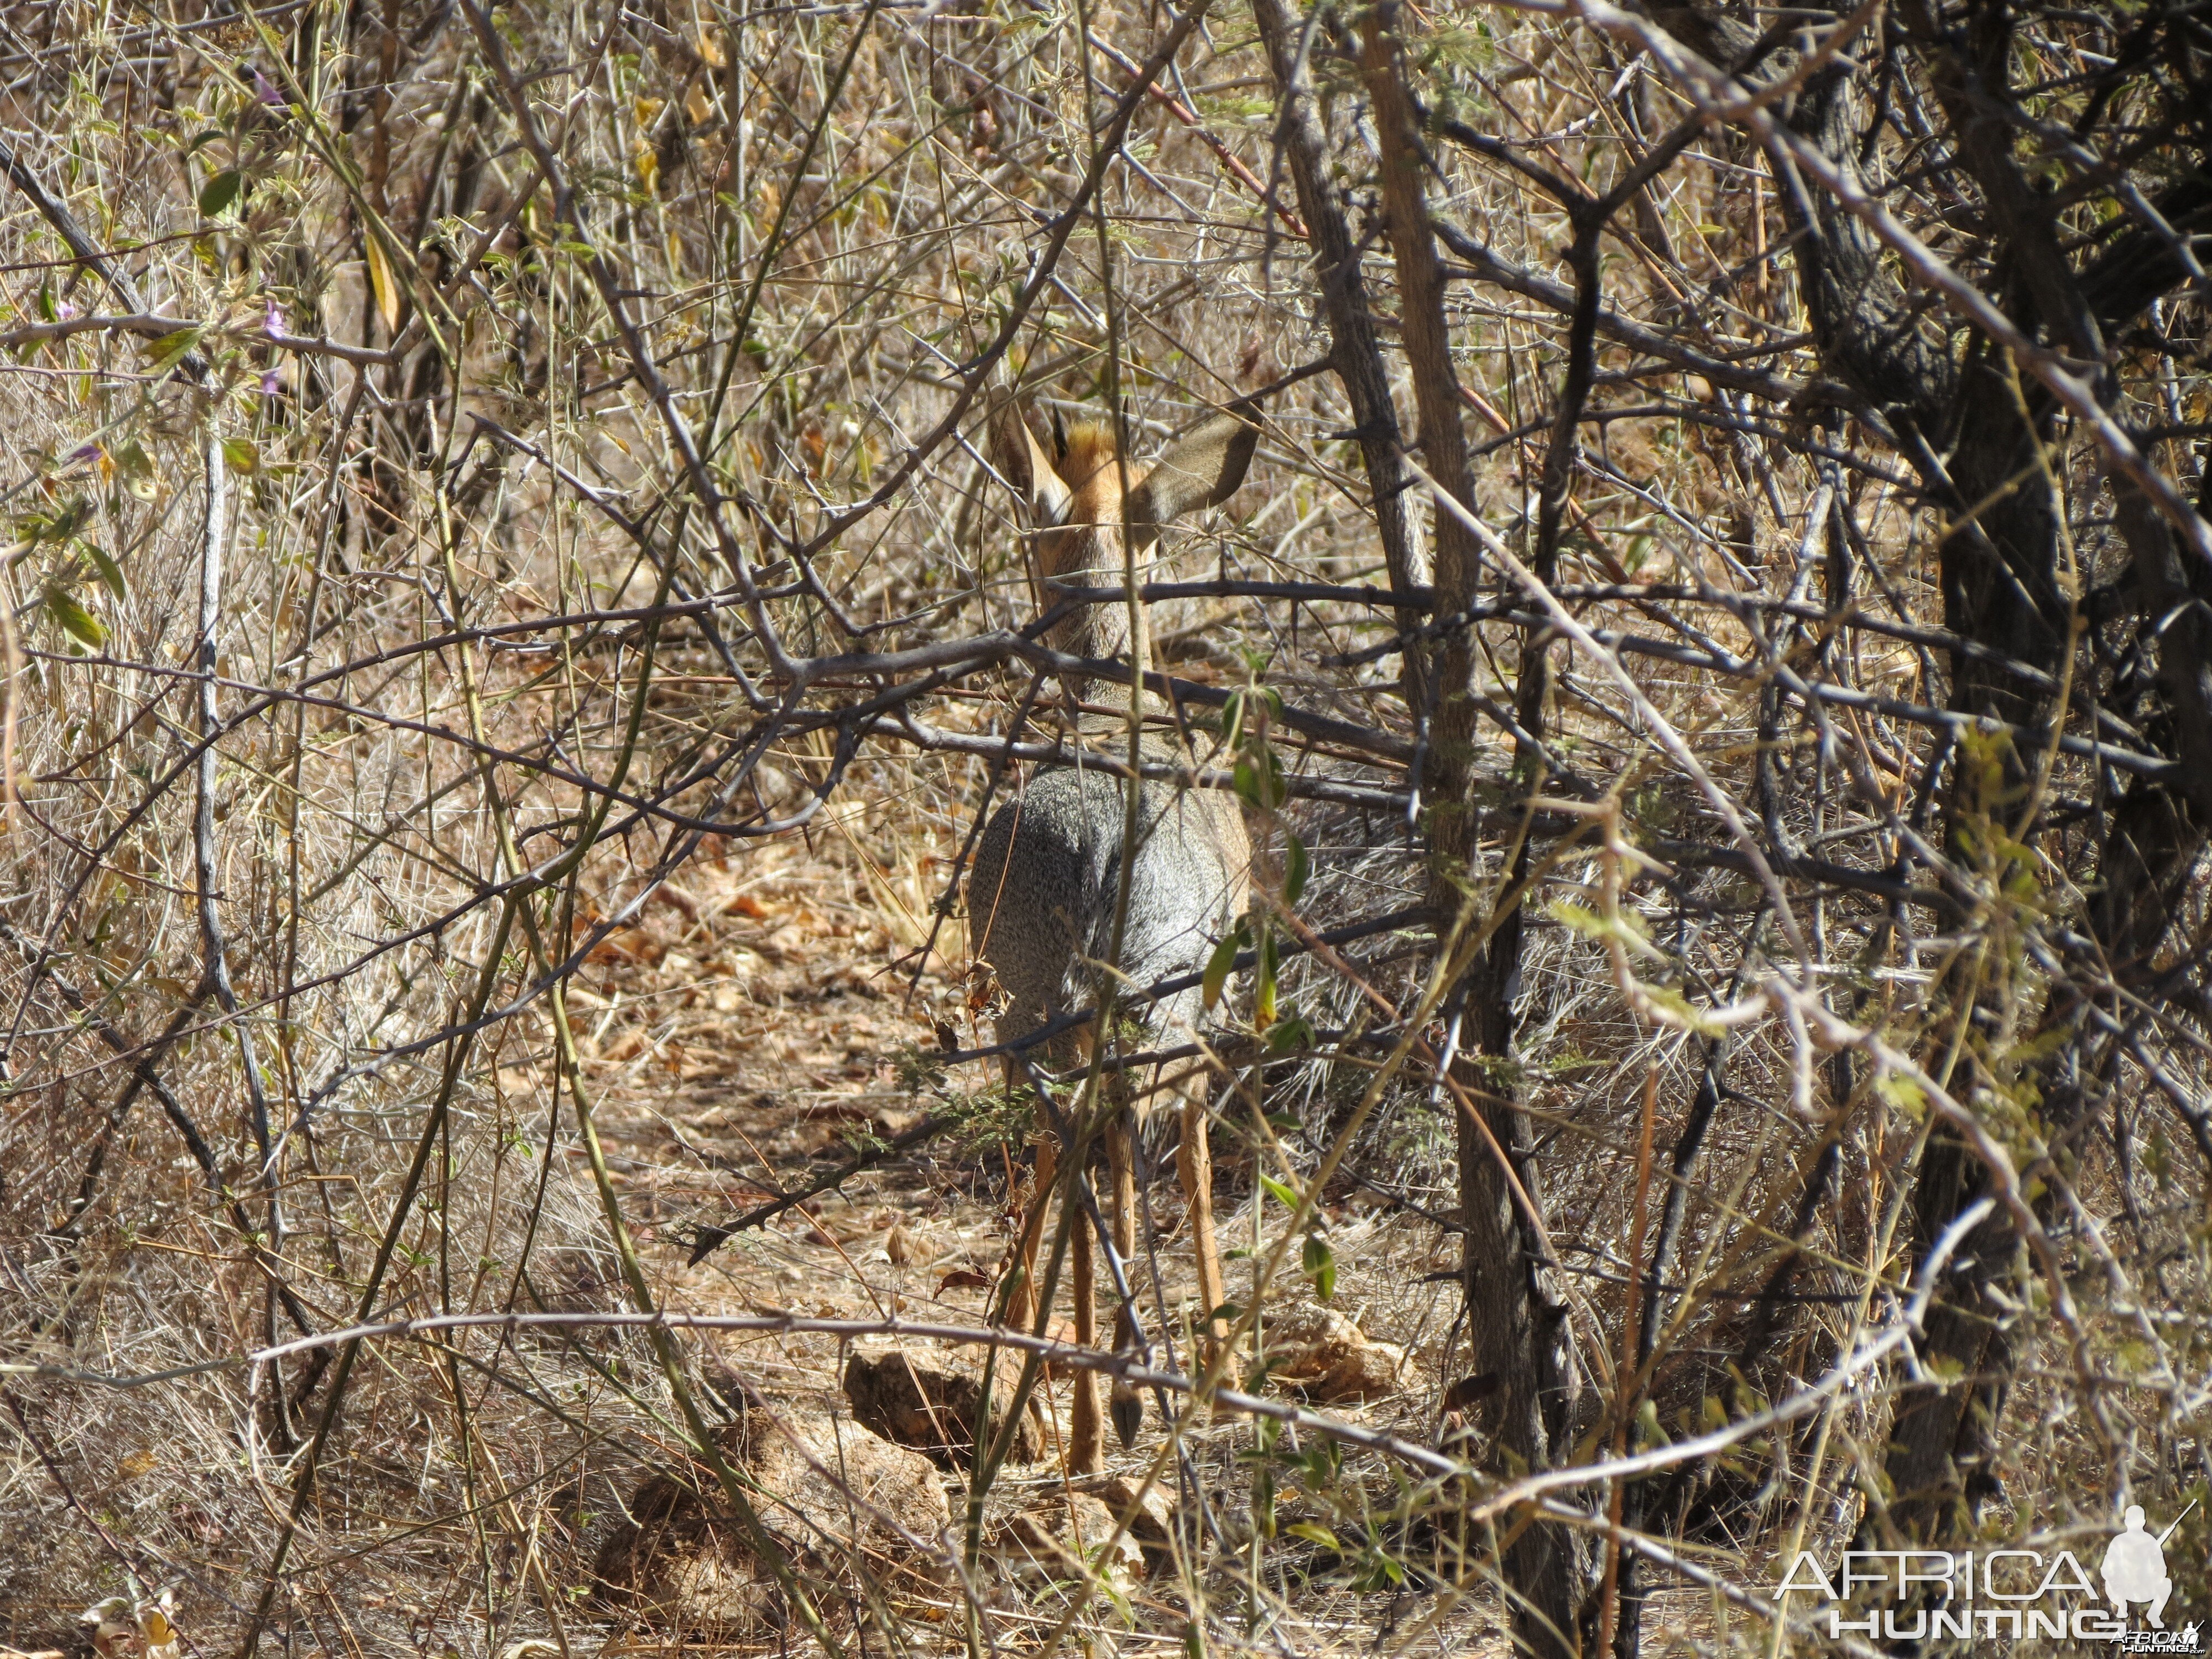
(1249, 0, 1420, 637)
(1628, 0, 2212, 1613)
(1363, 8, 1595, 1652)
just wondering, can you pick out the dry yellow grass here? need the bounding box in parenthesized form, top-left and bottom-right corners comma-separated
(0, 1, 2205, 1656)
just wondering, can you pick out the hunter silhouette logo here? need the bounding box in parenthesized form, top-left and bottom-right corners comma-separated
(2104, 1505, 2181, 1628)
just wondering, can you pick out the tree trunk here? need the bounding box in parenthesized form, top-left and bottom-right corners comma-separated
(1364, 8, 1593, 1652)
(1248, 0, 1421, 633)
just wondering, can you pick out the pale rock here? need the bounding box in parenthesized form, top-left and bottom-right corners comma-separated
(593, 1405, 948, 1634)
(1264, 1303, 1408, 1403)
(843, 1342, 1045, 1467)
(992, 1491, 1146, 1582)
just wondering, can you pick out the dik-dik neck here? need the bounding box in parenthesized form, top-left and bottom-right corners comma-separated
(1043, 535, 1163, 728)
(993, 399, 1262, 786)
(1052, 608, 1159, 734)
(1034, 421, 1170, 731)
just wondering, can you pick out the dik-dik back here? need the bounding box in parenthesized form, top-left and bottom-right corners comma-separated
(968, 398, 1258, 1065)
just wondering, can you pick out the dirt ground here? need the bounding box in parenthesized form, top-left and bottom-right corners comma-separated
(553, 823, 1720, 1659)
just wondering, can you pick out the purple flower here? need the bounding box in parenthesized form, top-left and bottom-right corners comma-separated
(66, 441, 101, 465)
(255, 67, 283, 107)
(264, 298, 287, 338)
(260, 368, 282, 397)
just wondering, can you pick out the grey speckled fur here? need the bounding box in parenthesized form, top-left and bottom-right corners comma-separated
(968, 765, 1244, 1072)
(968, 394, 1260, 1102)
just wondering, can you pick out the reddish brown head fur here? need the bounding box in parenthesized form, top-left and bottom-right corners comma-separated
(987, 395, 1264, 674)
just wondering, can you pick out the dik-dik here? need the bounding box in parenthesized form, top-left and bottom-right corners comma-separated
(969, 393, 1259, 1473)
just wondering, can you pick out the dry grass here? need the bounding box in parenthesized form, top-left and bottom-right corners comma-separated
(0, 2, 2206, 1657)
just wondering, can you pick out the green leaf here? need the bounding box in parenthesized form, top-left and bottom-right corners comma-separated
(1876, 1071, 1926, 1115)
(1201, 920, 1245, 1011)
(1282, 832, 1309, 906)
(1302, 1233, 1336, 1301)
(1286, 1521, 1338, 1550)
(85, 545, 127, 602)
(365, 233, 401, 332)
(1206, 1301, 1243, 1326)
(143, 326, 202, 369)
(197, 169, 243, 217)
(1259, 1173, 1300, 1212)
(1265, 1014, 1313, 1053)
(1254, 926, 1278, 1026)
(35, 273, 54, 322)
(1233, 748, 1285, 811)
(113, 440, 158, 501)
(1221, 687, 1247, 754)
(1232, 753, 1261, 807)
(220, 437, 259, 474)
(44, 587, 106, 648)
(19, 498, 90, 545)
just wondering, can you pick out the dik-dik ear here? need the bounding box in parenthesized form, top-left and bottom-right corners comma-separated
(987, 393, 1073, 528)
(1128, 399, 1261, 544)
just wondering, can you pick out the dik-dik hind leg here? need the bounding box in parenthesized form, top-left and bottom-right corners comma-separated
(1000, 1046, 1065, 1333)
(1065, 1056, 1108, 1472)
(1104, 1089, 1144, 1448)
(1067, 1196, 1104, 1472)
(1175, 1074, 1227, 1359)
(1003, 1124, 1056, 1333)
(1105, 1108, 1137, 1269)
(998, 1107, 1105, 1470)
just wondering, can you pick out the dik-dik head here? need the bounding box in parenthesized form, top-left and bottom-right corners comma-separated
(989, 395, 1261, 667)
